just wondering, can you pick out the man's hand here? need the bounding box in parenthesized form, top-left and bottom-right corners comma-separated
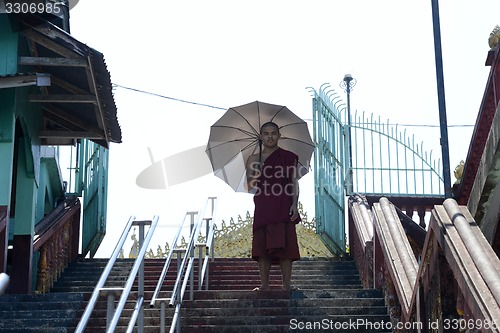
(289, 205, 299, 221)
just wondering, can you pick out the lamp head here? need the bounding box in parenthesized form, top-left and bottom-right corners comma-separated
(343, 74, 353, 83)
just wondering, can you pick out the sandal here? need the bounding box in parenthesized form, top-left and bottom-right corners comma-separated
(284, 286, 301, 292)
(253, 286, 269, 291)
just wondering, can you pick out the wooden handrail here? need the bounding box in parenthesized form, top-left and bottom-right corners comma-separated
(372, 198, 418, 320)
(33, 197, 79, 250)
(348, 195, 374, 288)
(417, 199, 500, 330)
(34, 197, 81, 293)
(349, 196, 500, 330)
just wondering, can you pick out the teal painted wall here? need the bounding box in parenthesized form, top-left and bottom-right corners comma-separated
(0, 15, 17, 75)
(13, 137, 36, 236)
(15, 86, 42, 185)
(0, 15, 17, 208)
(0, 93, 15, 207)
(0, 15, 62, 237)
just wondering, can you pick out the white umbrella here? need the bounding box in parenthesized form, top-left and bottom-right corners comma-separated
(206, 100, 314, 192)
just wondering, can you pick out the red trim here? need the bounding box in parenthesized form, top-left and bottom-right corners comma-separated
(456, 46, 500, 205)
(10, 235, 33, 294)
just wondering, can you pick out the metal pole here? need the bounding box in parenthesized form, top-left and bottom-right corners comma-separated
(106, 293, 115, 332)
(198, 245, 202, 290)
(160, 301, 166, 333)
(346, 80, 353, 194)
(138, 223, 145, 333)
(189, 214, 195, 301)
(341, 74, 356, 194)
(176, 251, 181, 302)
(208, 196, 216, 216)
(431, 0, 453, 198)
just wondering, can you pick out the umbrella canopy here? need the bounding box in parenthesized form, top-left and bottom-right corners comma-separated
(206, 100, 315, 192)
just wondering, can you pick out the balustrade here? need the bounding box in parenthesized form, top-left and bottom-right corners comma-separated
(33, 197, 81, 293)
(349, 195, 500, 331)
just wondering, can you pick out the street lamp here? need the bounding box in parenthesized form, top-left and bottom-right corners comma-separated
(340, 74, 356, 194)
(340, 74, 356, 126)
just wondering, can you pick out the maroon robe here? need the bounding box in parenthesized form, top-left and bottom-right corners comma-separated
(251, 147, 301, 262)
(253, 147, 301, 229)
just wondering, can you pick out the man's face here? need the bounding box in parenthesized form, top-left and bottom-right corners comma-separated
(260, 125, 280, 148)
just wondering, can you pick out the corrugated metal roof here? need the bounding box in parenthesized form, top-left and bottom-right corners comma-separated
(11, 15, 121, 148)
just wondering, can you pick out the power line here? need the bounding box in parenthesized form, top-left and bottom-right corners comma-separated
(112, 83, 474, 128)
(353, 123, 474, 128)
(112, 83, 227, 110)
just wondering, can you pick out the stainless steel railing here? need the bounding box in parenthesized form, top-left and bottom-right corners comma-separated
(74, 215, 160, 333)
(150, 197, 217, 333)
(198, 204, 216, 291)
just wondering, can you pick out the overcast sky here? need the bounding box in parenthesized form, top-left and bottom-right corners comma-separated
(67, 1, 500, 257)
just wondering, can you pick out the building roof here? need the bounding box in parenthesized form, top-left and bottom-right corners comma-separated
(11, 15, 121, 148)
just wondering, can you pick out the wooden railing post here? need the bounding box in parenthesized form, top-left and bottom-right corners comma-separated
(10, 235, 34, 293)
(0, 206, 8, 273)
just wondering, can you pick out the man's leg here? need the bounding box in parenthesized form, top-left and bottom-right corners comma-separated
(280, 258, 293, 290)
(257, 257, 271, 290)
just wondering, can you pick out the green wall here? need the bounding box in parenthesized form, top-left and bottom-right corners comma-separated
(13, 137, 36, 236)
(0, 15, 17, 75)
(1, 14, 71, 241)
(0, 15, 17, 208)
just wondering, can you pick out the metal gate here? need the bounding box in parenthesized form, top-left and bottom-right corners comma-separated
(309, 83, 445, 256)
(66, 140, 109, 257)
(310, 84, 348, 255)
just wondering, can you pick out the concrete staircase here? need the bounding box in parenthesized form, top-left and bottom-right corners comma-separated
(0, 257, 392, 332)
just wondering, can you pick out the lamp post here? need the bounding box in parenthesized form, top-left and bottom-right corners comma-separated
(340, 74, 356, 194)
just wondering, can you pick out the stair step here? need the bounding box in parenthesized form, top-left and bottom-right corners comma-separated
(0, 292, 85, 302)
(0, 308, 81, 320)
(190, 288, 382, 300)
(182, 306, 389, 317)
(0, 328, 75, 333)
(0, 318, 78, 330)
(184, 297, 386, 308)
(180, 321, 393, 333)
(182, 314, 392, 327)
(0, 300, 82, 311)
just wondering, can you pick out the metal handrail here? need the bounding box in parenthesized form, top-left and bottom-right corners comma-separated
(107, 216, 160, 333)
(169, 198, 217, 333)
(74, 215, 159, 333)
(198, 200, 218, 290)
(149, 211, 197, 309)
(169, 202, 209, 308)
(170, 255, 196, 333)
(126, 296, 144, 333)
(75, 215, 135, 333)
(148, 197, 216, 333)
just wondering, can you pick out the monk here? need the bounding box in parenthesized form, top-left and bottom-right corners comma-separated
(246, 121, 301, 291)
